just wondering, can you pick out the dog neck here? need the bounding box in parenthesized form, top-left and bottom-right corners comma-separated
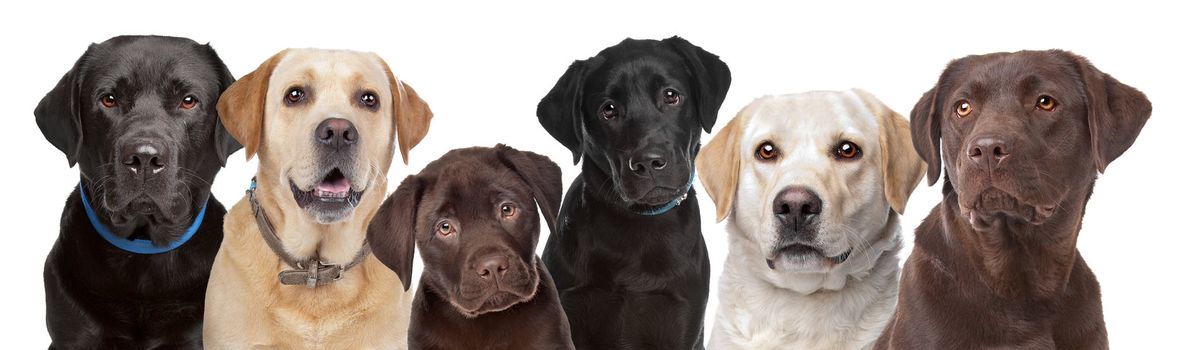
(730, 212, 903, 295)
(76, 178, 210, 254)
(250, 175, 375, 269)
(578, 157, 693, 217)
(942, 180, 1093, 299)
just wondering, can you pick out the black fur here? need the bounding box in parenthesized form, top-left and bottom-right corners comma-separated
(38, 35, 240, 349)
(537, 37, 730, 349)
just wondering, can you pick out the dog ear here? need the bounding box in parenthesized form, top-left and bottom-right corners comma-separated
(664, 36, 732, 133)
(538, 59, 597, 164)
(495, 144, 563, 235)
(384, 64, 433, 165)
(852, 89, 926, 214)
(910, 72, 946, 186)
(204, 43, 243, 167)
(697, 104, 749, 222)
(367, 175, 423, 291)
(217, 49, 288, 160)
(35, 45, 94, 167)
(1060, 51, 1152, 173)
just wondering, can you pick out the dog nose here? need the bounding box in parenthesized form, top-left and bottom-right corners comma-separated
(968, 136, 1010, 170)
(773, 186, 822, 228)
(120, 141, 168, 175)
(627, 152, 667, 175)
(476, 255, 509, 281)
(315, 118, 358, 149)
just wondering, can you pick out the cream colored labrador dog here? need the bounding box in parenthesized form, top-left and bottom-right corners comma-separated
(204, 49, 432, 349)
(699, 90, 923, 350)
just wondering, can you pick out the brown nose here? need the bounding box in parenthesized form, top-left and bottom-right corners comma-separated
(773, 186, 822, 230)
(476, 255, 509, 281)
(968, 136, 1010, 170)
(315, 118, 358, 150)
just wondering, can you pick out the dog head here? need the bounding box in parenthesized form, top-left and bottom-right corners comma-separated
(219, 49, 432, 224)
(699, 90, 924, 281)
(911, 50, 1150, 231)
(366, 145, 562, 317)
(36, 35, 240, 245)
(538, 36, 730, 213)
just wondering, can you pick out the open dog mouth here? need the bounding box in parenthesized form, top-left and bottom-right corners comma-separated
(765, 244, 852, 270)
(289, 168, 364, 208)
(963, 188, 1056, 230)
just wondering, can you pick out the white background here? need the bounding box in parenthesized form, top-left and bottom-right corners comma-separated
(2, 0, 1176, 347)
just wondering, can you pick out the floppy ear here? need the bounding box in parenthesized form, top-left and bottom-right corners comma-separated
(910, 75, 945, 186)
(1062, 51, 1152, 173)
(204, 43, 242, 167)
(217, 50, 288, 160)
(384, 64, 433, 165)
(664, 36, 732, 133)
(35, 46, 93, 167)
(367, 175, 422, 291)
(538, 59, 597, 164)
(853, 89, 926, 214)
(495, 144, 563, 235)
(696, 104, 748, 222)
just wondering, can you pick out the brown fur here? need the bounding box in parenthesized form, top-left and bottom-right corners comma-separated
(876, 50, 1150, 349)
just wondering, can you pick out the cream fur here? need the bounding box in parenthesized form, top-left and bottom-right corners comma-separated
(700, 90, 923, 349)
(204, 49, 423, 349)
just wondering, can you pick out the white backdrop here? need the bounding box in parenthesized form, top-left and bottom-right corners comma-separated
(2, 0, 1176, 347)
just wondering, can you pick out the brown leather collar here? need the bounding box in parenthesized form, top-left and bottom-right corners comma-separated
(247, 179, 370, 289)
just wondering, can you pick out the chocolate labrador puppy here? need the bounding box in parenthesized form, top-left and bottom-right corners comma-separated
(537, 36, 730, 349)
(37, 36, 239, 348)
(875, 50, 1151, 349)
(367, 145, 574, 349)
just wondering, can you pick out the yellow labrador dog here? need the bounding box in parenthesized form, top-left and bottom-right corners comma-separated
(699, 90, 923, 349)
(204, 49, 432, 349)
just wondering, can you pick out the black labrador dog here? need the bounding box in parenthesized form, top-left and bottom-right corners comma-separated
(537, 37, 731, 349)
(367, 145, 574, 349)
(37, 35, 240, 349)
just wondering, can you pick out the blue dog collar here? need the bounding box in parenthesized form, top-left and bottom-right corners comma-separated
(637, 172, 695, 216)
(78, 180, 207, 254)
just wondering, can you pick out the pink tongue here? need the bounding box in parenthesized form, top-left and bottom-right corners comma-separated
(316, 176, 351, 193)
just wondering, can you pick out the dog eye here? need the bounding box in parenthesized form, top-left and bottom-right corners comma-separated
(1036, 95, 1057, 111)
(955, 100, 973, 118)
(360, 92, 378, 108)
(100, 94, 118, 108)
(285, 88, 306, 105)
(180, 95, 198, 110)
(755, 141, 778, 161)
(600, 102, 618, 120)
(500, 204, 517, 218)
(437, 220, 457, 237)
(663, 89, 681, 105)
(834, 141, 862, 160)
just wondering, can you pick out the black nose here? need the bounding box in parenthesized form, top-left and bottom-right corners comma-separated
(315, 118, 358, 150)
(968, 136, 1010, 170)
(476, 255, 509, 281)
(774, 186, 822, 229)
(628, 152, 668, 175)
(120, 141, 168, 176)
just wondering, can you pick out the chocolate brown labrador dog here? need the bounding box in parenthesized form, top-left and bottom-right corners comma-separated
(367, 145, 574, 349)
(875, 50, 1151, 349)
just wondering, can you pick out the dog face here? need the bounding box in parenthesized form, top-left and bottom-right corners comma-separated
(912, 50, 1150, 231)
(366, 145, 563, 317)
(699, 90, 924, 276)
(219, 49, 432, 224)
(35, 35, 240, 245)
(538, 37, 730, 212)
